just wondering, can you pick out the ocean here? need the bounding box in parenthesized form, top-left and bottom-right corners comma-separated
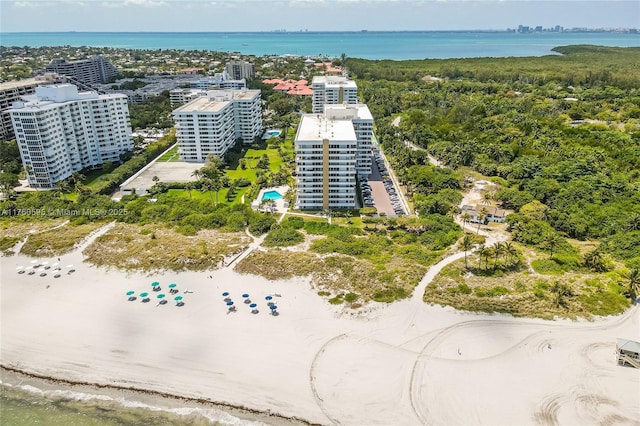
(0, 371, 283, 426)
(0, 29, 638, 426)
(1, 31, 639, 59)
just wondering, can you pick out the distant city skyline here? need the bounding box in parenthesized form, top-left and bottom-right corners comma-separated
(1, 0, 638, 33)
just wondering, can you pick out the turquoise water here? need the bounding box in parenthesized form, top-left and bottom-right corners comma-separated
(1, 31, 638, 59)
(0, 384, 220, 426)
(261, 191, 283, 201)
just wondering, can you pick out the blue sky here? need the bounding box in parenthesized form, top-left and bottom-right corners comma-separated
(1, 0, 638, 32)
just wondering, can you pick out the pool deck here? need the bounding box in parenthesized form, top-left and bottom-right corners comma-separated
(251, 185, 289, 213)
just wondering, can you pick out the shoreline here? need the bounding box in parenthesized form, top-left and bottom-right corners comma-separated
(1, 366, 312, 426)
(2, 225, 639, 425)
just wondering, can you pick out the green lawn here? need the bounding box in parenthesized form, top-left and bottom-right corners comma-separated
(167, 186, 250, 204)
(157, 145, 180, 162)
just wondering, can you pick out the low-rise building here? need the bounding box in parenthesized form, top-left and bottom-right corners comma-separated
(617, 339, 640, 368)
(461, 204, 507, 224)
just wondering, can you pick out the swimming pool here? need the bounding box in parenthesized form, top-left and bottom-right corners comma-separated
(261, 190, 283, 201)
(263, 129, 282, 138)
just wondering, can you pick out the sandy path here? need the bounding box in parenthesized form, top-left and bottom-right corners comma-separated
(2, 220, 639, 425)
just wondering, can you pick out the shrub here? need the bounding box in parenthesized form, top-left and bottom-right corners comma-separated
(373, 287, 408, 302)
(344, 292, 359, 303)
(263, 227, 304, 247)
(283, 216, 305, 229)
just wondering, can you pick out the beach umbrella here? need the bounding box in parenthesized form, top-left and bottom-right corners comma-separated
(30, 259, 39, 264)
(168, 283, 177, 289)
(226, 301, 234, 306)
(249, 303, 257, 308)
(157, 293, 165, 299)
(126, 291, 135, 296)
(41, 261, 49, 265)
(152, 281, 160, 287)
(242, 293, 249, 298)
(174, 296, 183, 301)
(140, 292, 149, 298)
(222, 292, 229, 297)
(52, 262, 59, 268)
(265, 295, 273, 301)
(16, 266, 23, 270)
(269, 304, 277, 310)
(66, 264, 74, 268)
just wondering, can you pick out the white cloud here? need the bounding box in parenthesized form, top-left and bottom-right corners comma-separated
(99, 0, 167, 8)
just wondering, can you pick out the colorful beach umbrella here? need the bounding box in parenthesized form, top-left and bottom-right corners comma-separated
(269, 304, 277, 311)
(140, 292, 149, 298)
(126, 291, 135, 296)
(265, 295, 273, 301)
(168, 283, 177, 289)
(222, 292, 229, 297)
(157, 293, 165, 299)
(226, 301, 234, 306)
(174, 296, 183, 301)
(242, 293, 249, 298)
(151, 281, 160, 287)
(249, 303, 257, 308)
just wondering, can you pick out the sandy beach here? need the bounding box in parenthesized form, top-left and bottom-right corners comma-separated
(1, 226, 639, 425)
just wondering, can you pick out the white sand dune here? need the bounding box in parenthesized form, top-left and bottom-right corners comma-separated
(2, 230, 639, 425)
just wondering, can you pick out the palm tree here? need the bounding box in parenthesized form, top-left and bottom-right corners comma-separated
(191, 169, 202, 181)
(461, 233, 474, 269)
(503, 241, 518, 267)
(184, 182, 195, 199)
(55, 180, 69, 200)
(627, 269, 640, 302)
(200, 178, 215, 202)
(69, 172, 85, 194)
(448, 205, 461, 219)
(493, 242, 505, 270)
(477, 244, 487, 270)
(344, 210, 353, 224)
(461, 212, 472, 229)
(211, 178, 223, 205)
(482, 191, 493, 206)
(542, 232, 562, 259)
(549, 281, 572, 308)
(476, 208, 487, 234)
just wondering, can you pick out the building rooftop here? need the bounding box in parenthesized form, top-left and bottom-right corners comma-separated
(312, 75, 356, 88)
(324, 103, 373, 121)
(173, 89, 259, 114)
(297, 114, 357, 142)
(0, 74, 58, 91)
(618, 338, 640, 354)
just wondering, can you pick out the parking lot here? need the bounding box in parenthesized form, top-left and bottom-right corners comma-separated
(361, 151, 406, 216)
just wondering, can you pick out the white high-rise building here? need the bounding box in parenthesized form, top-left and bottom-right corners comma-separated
(9, 84, 132, 189)
(294, 114, 358, 210)
(172, 89, 261, 162)
(324, 104, 373, 178)
(191, 70, 246, 90)
(312, 76, 359, 113)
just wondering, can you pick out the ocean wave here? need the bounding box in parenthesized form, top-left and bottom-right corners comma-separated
(8, 382, 266, 426)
